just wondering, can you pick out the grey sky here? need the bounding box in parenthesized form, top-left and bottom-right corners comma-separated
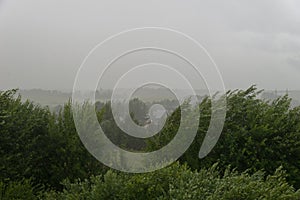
(0, 0, 300, 91)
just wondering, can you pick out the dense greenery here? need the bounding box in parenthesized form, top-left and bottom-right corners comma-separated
(44, 163, 299, 200)
(0, 90, 105, 191)
(147, 87, 300, 188)
(0, 179, 39, 200)
(1, 86, 300, 199)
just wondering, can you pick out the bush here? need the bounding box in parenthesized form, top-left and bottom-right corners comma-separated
(0, 90, 106, 190)
(148, 86, 300, 188)
(0, 179, 38, 200)
(44, 162, 300, 200)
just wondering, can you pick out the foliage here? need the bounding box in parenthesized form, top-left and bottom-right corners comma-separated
(0, 90, 52, 186)
(44, 162, 300, 200)
(0, 179, 38, 200)
(0, 90, 105, 190)
(2, 86, 300, 198)
(148, 86, 300, 188)
(46, 101, 106, 189)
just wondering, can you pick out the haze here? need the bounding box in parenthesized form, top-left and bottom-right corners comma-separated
(0, 0, 300, 91)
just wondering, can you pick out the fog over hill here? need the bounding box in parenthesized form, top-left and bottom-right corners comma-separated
(17, 88, 300, 109)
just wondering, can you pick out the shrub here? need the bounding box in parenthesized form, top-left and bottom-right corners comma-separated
(0, 179, 38, 200)
(44, 162, 300, 200)
(148, 86, 300, 188)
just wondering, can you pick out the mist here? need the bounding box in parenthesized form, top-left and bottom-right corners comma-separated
(0, 0, 300, 91)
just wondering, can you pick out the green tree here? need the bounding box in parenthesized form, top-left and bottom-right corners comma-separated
(0, 89, 51, 186)
(148, 86, 300, 188)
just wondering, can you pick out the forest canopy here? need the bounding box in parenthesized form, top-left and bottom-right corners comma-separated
(1, 86, 300, 199)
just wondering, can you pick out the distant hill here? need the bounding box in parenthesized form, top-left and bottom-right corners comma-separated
(18, 89, 71, 107)
(17, 89, 300, 109)
(17, 88, 209, 106)
(261, 90, 300, 107)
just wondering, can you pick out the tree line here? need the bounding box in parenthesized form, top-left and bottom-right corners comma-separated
(1, 86, 300, 199)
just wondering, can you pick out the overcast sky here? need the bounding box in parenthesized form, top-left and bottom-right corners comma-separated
(0, 0, 300, 91)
